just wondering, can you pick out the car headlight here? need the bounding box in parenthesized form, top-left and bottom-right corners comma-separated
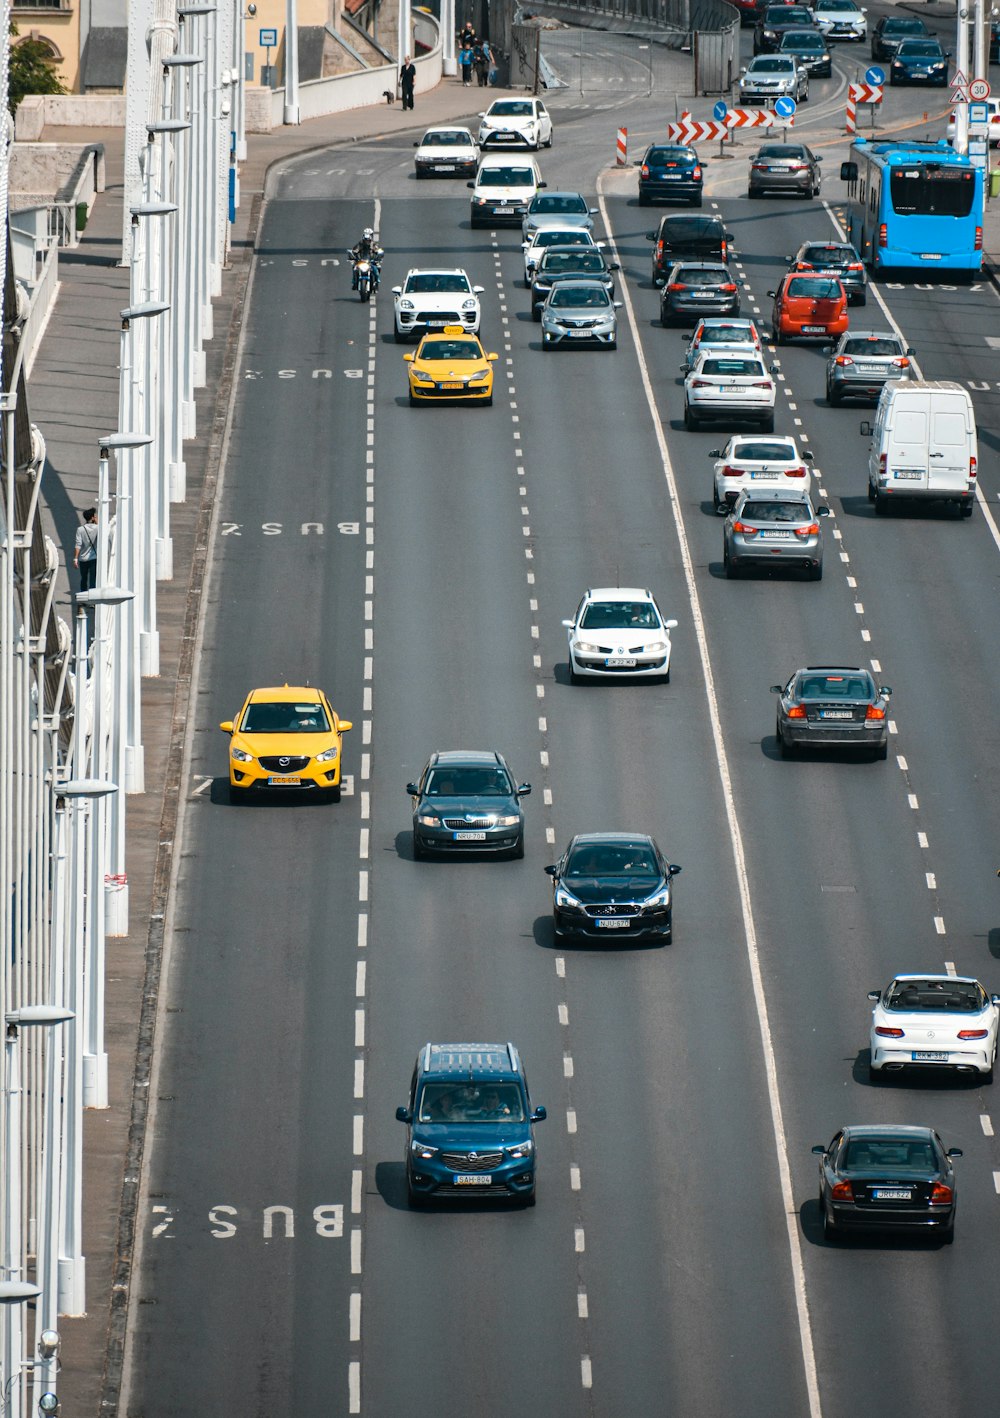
(643, 886, 672, 909)
(399, 299, 414, 311)
(417, 813, 440, 827)
(473, 196, 489, 206)
(231, 746, 253, 763)
(506, 1140, 534, 1158)
(931, 62, 945, 69)
(462, 298, 478, 310)
(496, 813, 521, 827)
(645, 640, 668, 653)
(554, 885, 581, 908)
(315, 745, 339, 763)
(410, 1140, 437, 1160)
(574, 641, 600, 654)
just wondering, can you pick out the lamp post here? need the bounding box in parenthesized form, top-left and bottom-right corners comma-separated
(284, 0, 300, 123)
(163, 52, 201, 466)
(178, 3, 218, 379)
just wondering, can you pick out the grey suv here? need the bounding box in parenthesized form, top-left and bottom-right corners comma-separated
(723, 488, 830, 580)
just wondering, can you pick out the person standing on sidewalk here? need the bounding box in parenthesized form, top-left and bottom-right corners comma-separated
(399, 54, 416, 110)
(474, 41, 490, 87)
(73, 507, 98, 593)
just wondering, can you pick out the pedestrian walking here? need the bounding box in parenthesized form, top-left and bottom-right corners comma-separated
(74, 507, 98, 593)
(459, 42, 474, 85)
(474, 41, 490, 87)
(459, 22, 475, 48)
(399, 54, 416, 109)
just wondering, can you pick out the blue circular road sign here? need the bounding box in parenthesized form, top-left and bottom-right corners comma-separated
(865, 65, 885, 86)
(774, 96, 797, 117)
(714, 99, 728, 121)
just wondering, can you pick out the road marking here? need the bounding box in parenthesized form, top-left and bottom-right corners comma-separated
(945, 961, 957, 976)
(355, 1009, 365, 1046)
(555, 957, 565, 977)
(567, 1108, 577, 1134)
(350, 1292, 361, 1342)
(896, 756, 907, 771)
(351, 1228, 361, 1274)
(353, 1116, 363, 1155)
(357, 915, 368, 948)
(578, 1291, 589, 1319)
(918, 833, 928, 849)
(908, 795, 919, 810)
(934, 917, 946, 934)
(356, 960, 366, 997)
(982, 1115, 994, 1137)
(993, 1172, 1000, 1195)
(581, 1356, 593, 1389)
(558, 1003, 569, 1025)
(570, 1164, 581, 1191)
(563, 1053, 574, 1077)
(349, 1361, 361, 1414)
(926, 873, 936, 889)
(574, 1226, 585, 1252)
(352, 1169, 362, 1214)
(354, 1061, 364, 1100)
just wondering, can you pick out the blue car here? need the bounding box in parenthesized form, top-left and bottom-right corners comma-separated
(890, 38, 949, 85)
(396, 1043, 547, 1207)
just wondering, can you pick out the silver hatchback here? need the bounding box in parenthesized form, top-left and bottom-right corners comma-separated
(825, 330, 915, 404)
(723, 488, 829, 579)
(541, 280, 621, 349)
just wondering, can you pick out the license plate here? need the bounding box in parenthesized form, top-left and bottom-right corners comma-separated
(495, 206, 514, 214)
(569, 330, 592, 338)
(435, 163, 455, 171)
(857, 364, 884, 373)
(759, 530, 791, 539)
(454, 1174, 492, 1185)
(913, 1050, 949, 1061)
(606, 658, 637, 667)
(268, 776, 301, 786)
(920, 253, 942, 260)
(802, 324, 825, 333)
(596, 918, 631, 929)
(454, 831, 487, 841)
(893, 470, 922, 480)
(723, 385, 747, 393)
(820, 710, 853, 719)
(441, 382, 463, 390)
(873, 1188, 912, 1201)
(750, 470, 778, 479)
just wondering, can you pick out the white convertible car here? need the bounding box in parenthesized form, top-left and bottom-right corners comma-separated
(869, 974, 1000, 1080)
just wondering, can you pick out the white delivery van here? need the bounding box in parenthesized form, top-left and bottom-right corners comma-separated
(864, 381, 977, 517)
(468, 157, 544, 228)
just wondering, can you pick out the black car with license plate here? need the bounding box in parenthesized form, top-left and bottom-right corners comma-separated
(771, 664, 891, 757)
(407, 749, 530, 858)
(787, 240, 866, 304)
(545, 833, 681, 942)
(397, 1042, 546, 1207)
(530, 247, 618, 318)
(754, 3, 816, 52)
(646, 213, 734, 285)
(870, 14, 929, 60)
(814, 1125, 961, 1242)
(778, 28, 832, 75)
(636, 143, 704, 206)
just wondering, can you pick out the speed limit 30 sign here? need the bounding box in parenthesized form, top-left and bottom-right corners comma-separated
(969, 77, 991, 100)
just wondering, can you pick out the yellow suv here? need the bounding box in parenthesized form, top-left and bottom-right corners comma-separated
(220, 685, 352, 802)
(404, 326, 498, 406)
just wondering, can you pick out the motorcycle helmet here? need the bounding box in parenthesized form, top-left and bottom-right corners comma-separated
(363, 227, 375, 240)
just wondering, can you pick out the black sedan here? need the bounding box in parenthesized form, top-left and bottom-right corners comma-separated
(787, 240, 866, 304)
(545, 833, 681, 943)
(778, 29, 831, 76)
(890, 38, 949, 85)
(407, 750, 530, 859)
(660, 262, 741, 326)
(814, 1126, 962, 1243)
(636, 143, 704, 206)
(771, 665, 891, 758)
(530, 247, 618, 319)
(754, 3, 816, 53)
(870, 14, 929, 60)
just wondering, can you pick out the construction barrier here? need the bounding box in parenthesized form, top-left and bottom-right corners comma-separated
(846, 81, 883, 135)
(616, 127, 628, 165)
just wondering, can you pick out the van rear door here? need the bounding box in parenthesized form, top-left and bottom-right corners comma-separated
(888, 403, 928, 492)
(927, 397, 972, 495)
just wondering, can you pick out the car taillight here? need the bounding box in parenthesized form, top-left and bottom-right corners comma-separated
(893, 356, 910, 368)
(721, 283, 737, 292)
(657, 240, 665, 254)
(787, 705, 807, 719)
(958, 1029, 988, 1039)
(752, 162, 767, 171)
(835, 355, 854, 366)
(722, 465, 743, 478)
(692, 165, 703, 179)
(831, 1181, 853, 1201)
(732, 521, 756, 535)
(969, 456, 977, 479)
(690, 379, 711, 388)
(875, 1026, 904, 1037)
(641, 164, 650, 177)
(878, 453, 887, 476)
(785, 466, 807, 478)
(668, 283, 685, 292)
(752, 381, 773, 389)
(975, 225, 983, 251)
(865, 704, 886, 720)
(795, 522, 820, 537)
(930, 1184, 953, 1206)
(878, 223, 887, 248)
(848, 262, 864, 271)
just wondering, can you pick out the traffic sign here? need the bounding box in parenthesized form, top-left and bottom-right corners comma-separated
(970, 100, 990, 124)
(951, 89, 967, 106)
(259, 26, 278, 46)
(865, 65, 885, 86)
(714, 100, 728, 121)
(774, 96, 797, 117)
(952, 68, 969, 89)
(969, 77, 991, 100)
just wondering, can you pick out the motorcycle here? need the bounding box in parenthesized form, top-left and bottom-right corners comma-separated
(348, 249, 382, 303)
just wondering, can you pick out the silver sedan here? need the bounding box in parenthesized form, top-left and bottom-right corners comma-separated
(541, 281, 620, 349)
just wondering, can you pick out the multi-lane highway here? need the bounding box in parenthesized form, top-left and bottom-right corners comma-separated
(121, 11, 1000, 1416)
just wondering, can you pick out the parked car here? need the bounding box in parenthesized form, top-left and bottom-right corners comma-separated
(890, 38, 949, 85)
(723, 488, 829, 579)
(787, 240, 866, 304)
(771, 665, 890, 757)
(754, 3, 817, 53)
(660, 261, 741, 325)
(749, 142, 822, 197)
(824, 330, 914, 404)
(646, 213, 734, 285)
(813, 1126, 961, 1242)
(769, 272, 848, 342)
(739, 54, 810, 104)
(636, 143, 704, 206)
(870, 14, 929, 60)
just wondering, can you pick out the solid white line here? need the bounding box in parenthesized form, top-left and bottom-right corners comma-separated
(350, 1292, 361, 1343)
(981, 1115, 994, 1137)
(349, 1360, 361, 1414)
(601, 175, 824, 1418)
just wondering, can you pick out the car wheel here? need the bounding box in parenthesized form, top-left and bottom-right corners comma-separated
(808, 562, 823, 582)
(874, 739, 889, 761)
(544, 132, 553, 147)
(509, 835, 525, 860)
(409, 393, 419, 407)
(941, 1212, 956, 1244)
(874, 491, 889, 515)
(661, 308, 671, 328)
(890, 72, 897, 85)
(986, 1044, 996, 1084)
(684, 404, 700, 430)
(867, 480, 876, 503)
(638, 191, 650, 206)
(413, 834, 427, 861)
(568, 656, 580, 685)
(394, 327, 407, 344)
(407, 1181, 429, 1210)
(608, 340, 617, 352)
(760, 413, 775, 433)
(228, 782, 248, 804)
(827, 383, 841, 406)
(712, 485, 722, 512)
(855, 292, 867, 307)
(961, 500, 974, 518)
(778, 720, 794, 758)
(822, 1205, 838, 1243)
(326, 784, 342, 803)
(691, 193, 703, 208)
(532, 305, 541, 322)
(484, 395, 493, 407)
(724, 545, 738, 579)
(772, 325, 783, 346)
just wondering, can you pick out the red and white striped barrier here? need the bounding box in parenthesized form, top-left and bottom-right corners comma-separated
(667, 108, 782, 145)
(616, 127, 628, 165)
(846, 81, 883, 134)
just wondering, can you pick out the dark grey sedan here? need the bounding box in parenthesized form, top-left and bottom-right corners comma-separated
(814, 1126, 961, 1243)
(748, 142, 822, 198)
(660, 261, 741, 326)
(787, 240, 866, 305)
(407, 750, 530, 859)
(724, 489, 829, 580)
(545, 833, 681, 943)
(778, 28, 832, 75)
(825, 330, 915, 404)
(771, 665, 891, 758)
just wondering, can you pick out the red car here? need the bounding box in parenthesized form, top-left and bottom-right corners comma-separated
(768, 272, 848, 343)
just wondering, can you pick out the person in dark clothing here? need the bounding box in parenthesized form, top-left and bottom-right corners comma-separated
(74, 507, 98, 593)
(459, 22, 475, 48)
(399, 55, 416, 109)
(474, 42, 490, 87)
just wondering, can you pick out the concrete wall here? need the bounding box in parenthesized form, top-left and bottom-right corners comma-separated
(8, 143, 107, 209)
(14, 93, 126, 139)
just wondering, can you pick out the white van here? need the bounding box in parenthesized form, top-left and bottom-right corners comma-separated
(469, 156, 544, 228)
(864, 381, 977, 517)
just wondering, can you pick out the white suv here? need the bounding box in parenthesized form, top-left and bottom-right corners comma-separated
(478, 97, 553, 151)
(392, 269, 484, 343)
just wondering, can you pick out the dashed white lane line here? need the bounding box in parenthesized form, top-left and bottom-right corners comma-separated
(349, 1360, 361, 1414)
(896, 755, 908, 771)
(944, 961, 957, 976)
(355, 1009, 365, 1047)
(918, 833, 929, 849)
(926, 873, 936, 890)
(350, 1293, 362, 1343)
(353, 1116, 364, 1155)
(563, 1053, 574, 1078)
(993, 1172, 1000, 1195)
(352, 1168, 362, 1215)
(981, 1115, 994, 1137)
(581, 1356, 593, 1390)
(558, 1003, 569, 1026)
(908, 794, 919, 810)
(351, 1228, 362, 1274)
(546, 827, 556, 844)
(567, 1109, 578, 1134)
(570, 1164, 582, 1191)
(555, 956, 565, 977)
(577, 1291, 589, 1319)
(934, 917, 946, 934)
(575, 1226, 586, 1252)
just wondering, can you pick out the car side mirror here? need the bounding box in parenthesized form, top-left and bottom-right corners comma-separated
(840, 161, 858, 182)
(609, 262, 620, 271)
(405, 782, 419, 795)
(478, 111, 486, 117)
(487, 352, 499, 362)
(219, 720, 234, 733)
(531, 1105, 547, 1122)
(668, 864, 682, 876)
(413, 141, 418, 148)
(881, 686, 892, 696)
(992, 995, 1000, 1007)
(589, 207, 598, 213)
(907, 347, 915, 356)
(811, 1144, 826, 1156)
(860, 420, 873, 436)
(645, 231, 657, 241)
(708, 448, 722, 456)
(391, 285, 402, 294)
(682, 332, 694, 340)
(561, 618, 575, 628)
(544, 864, 558, 876)
(474, 285, 485, 293)
(516, 783, 532, 796)
(770, 361, 781, 373)
(867, 990, 881, 1001)
(614, 301, 623, 308)
(947, 1148, 963, 1159)
(403, 352, 414, 363)
(766, 290, 777, 298)
(770, 685, 782, 694)
(396, 1106, 412, 1123)
(803, 451, 814, 461)
(664, 618, 678, 630)
(818, 506, 831, 517)
(822, 345, 832, 355)
(538, 181, 548, 188)
(339, 720, 353, 732)
(783, 254, 792, 262)
(679, 365, 689, 374)
(725, 232, 734, 241)
(521, 241, 529, 249)
(816, 155, 823, 162)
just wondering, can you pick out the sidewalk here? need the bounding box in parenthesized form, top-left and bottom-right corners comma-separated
(32, 76, 489, 1418)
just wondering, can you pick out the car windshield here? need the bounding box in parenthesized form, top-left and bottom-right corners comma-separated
(699, 323, 756, 344)
(842, 336, 902, 356)
(417, 1083, 526, 1123)
(565, 842, 659, 876)
(580, 600, 660, 629)
(534, 230, 591, 248)
(751, 57, 796, 71)
(422, 131, 470, 146)
(532, 194, 588, 213)
(797, 672, 871, 698)
(898, 40, 941, 56)
(884, 979, 987, 1011)
(676, 267, 730, 285)
(759, 144, 806, 159)
(424, 766, 512, 796)
(406, 273, 471, 293)
(242, 701, 331, 733)
(843, 1137, 938, 1172)
(733, 440, 796, 460)
(543, 252, 605, 274)
(741, 500, 810, 521)
(550, 286, 610, 307)
(787, 277, 841, 299)
(490, 101, 534, 116)
(782, 32, 824, 47)
(821, 0, 858, 10)
(478, 167, 534, 186)
(701, 358, 763, 376)
(419, 340, 483, 361)
(885, 18, 927, 33)
(801, 245, 851, 264)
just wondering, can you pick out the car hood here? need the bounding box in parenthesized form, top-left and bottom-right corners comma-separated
(234, 731, 338, 756)
(545, 303, 615, 320)
(411, 1122, 531, 1148)
(420, 143, 476, 157)
(398, 290, 476, 309)
(418, 795, 519, 818)
(562, 876, 665, 903)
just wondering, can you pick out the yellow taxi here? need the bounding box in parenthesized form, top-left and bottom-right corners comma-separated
(219, 685, 352, 802)
(403, 325, 498, 406)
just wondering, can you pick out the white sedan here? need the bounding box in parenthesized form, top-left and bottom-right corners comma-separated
(522, 228, 597, 286)
(869, 974, 1000, 1080)
(413, 126, 479, 178)
(710, 434, 813, 512)
(683, 350, 778, 431)
(479, 97, 553, 151)
(562, 587, 677, 683)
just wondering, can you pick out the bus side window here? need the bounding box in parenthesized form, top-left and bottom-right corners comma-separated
(860, 179, 865, 205)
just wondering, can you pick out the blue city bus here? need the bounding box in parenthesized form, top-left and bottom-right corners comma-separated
(839, 139, 984, 275)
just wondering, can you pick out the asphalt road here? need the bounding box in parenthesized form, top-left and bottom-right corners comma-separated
(122, 11, 1000, 1417)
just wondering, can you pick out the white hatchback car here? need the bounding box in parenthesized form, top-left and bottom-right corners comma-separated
(562, 588, 678, 683)
(710, 434, 813, 511)
(869, 974, 1000, 1080)
(392, 269, 485, 343)
(522, 227, 598, 285)
(469, 158, 545, 227)
(478, 97, 553, 151)
(683, 350, 778, 431)
(413, 126, 479, 178)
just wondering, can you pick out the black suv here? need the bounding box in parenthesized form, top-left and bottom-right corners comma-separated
(646, 214, 734, 286)
(636, 143, 704, 207)
(396, 1042, 547, 1206)
(531, 246, 618, 318)
(407, 749, 530, 858)
(754, 3, 816, 53)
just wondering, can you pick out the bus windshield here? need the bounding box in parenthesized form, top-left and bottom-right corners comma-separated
(889, 167, 976, 218)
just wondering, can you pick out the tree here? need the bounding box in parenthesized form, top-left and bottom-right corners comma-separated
(8, 22, 67, 114)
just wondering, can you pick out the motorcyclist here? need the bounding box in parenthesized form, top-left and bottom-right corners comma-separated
(350, 228, 383, 290)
